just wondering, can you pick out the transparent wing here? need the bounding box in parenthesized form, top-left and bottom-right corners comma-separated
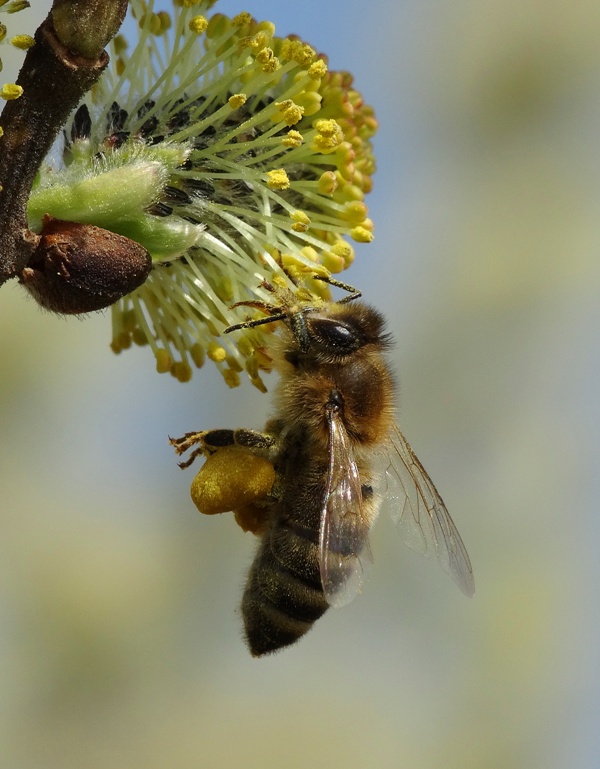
(319, 409, 373, 608)
(382, 425, 475, 596)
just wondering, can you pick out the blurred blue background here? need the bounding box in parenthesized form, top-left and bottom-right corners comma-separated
(2, 1, 600, 767)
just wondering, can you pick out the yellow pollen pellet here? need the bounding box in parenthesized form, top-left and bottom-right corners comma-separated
(265, 169, 290, 190)
(228, 93, 247, 109)
(10, 35, 34, 50)
(207, 343, 227, 363)
(282, 130, 303, 148)
(188, 15, 208, 34)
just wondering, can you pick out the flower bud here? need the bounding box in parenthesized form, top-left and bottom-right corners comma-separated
(20, 216, 151, 314)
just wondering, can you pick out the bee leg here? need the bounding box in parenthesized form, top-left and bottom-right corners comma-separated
(170, 428, 277, 468)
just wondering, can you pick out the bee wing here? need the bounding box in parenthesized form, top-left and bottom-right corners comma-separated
(383, 425, 475, 597)
(319, 409, 373, 609)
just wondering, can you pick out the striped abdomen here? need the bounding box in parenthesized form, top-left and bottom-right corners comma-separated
(241, 453, 329, 657)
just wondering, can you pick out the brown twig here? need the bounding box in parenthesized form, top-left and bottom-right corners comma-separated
(0, 0, 128, 287)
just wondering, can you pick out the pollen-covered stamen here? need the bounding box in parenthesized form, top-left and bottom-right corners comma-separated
(34, 0, 377, 387)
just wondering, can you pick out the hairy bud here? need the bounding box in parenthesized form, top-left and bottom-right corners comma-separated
(20, 217, 152, 314)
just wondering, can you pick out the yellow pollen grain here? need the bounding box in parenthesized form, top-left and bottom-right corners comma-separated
(10, 34, 34, 50)
(0, 84, 22, 100)
(265, 169, 290, 190)
(188, 15, 208, 35)
(282, 130, 303, 147)
(182, 0, 201, 8)
(0, 126, 4, 138)
(207, 343, 227, 363)
(228, 93, 247, 109)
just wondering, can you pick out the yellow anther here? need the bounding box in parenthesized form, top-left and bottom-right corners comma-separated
(157, 11, 171, 32)
(112, 34, 128, 54)
(274, 100, 304, 126)
(223, 368, 241, 388)
(290, 210, 310, 232)
(10, 35, 35, 50)
(265, 169, 290, 190)
(0, 84, 23, 100)
(308, 60, 328, 78)
(282, 130, 303, 148)
(207, 343, 227, 362)
(155, 349, 172, 373)
(233, 12, 252, 27)
(190, 343, 205, 368)
(343, 200, 368, 224)
(318, 171, 338, 195)
(350, 225, 374, 243)
(188, 15, 208, 35)
(228, 93, 247, 109)
(171, 361, 193, 382)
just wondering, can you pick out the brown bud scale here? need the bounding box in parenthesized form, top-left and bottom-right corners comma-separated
(20, 217, 152, 314)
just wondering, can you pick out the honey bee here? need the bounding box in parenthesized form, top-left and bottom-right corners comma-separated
(171, 277, 474, 656)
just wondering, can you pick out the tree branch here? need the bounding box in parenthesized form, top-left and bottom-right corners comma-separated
(0, 0, 128, 287)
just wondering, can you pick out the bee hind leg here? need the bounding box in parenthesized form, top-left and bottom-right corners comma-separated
(170, 428, 277, 469)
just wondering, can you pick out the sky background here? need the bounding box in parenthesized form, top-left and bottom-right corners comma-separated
(2, 1, 600, 767)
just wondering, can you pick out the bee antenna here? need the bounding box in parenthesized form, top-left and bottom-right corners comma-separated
(225, 312, 288, 334)
(313, 275, 361, 303)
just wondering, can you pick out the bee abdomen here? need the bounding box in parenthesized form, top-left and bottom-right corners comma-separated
(242, 519, 328, 657)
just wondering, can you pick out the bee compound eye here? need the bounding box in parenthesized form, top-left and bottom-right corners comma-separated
(311, 318, 358, 353)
